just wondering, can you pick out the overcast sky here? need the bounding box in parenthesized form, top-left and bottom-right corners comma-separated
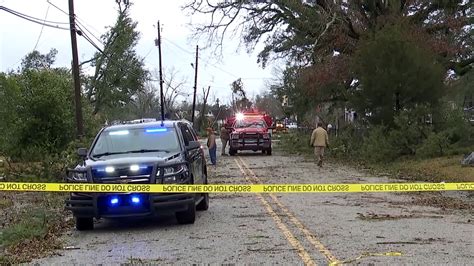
(0, 0, 278, 105)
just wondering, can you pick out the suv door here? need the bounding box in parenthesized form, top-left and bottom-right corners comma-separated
(179, 123, 204, 184)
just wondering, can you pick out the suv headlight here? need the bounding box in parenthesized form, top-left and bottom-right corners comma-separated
(263, 133, 270, 139)
(66, 170, 87, 182)
(231, 134, 239, 139)
(156, 164, 188, 184)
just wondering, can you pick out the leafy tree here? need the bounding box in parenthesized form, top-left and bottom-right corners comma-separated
(0, 65, 75, 160)
(0, 73, 21, 156)
(85, 1, 148, 117)
(185, 0, 472, 74)
(351, 23, 445, 125)
(254, 92, 284, 118)
(21, 49, 58, 70)
(185, 0, 472, 122)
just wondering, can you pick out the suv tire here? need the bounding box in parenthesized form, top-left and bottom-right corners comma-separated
(266, 148, 272, 155)
(196, 170, 209, 211)
(229, 149, 237, 156)
(75, 217, 94, 231)
(196, 193, 209, 211)
(176, 203, 196, 224)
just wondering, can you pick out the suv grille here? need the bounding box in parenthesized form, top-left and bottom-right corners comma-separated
(91, 165, 154, 184)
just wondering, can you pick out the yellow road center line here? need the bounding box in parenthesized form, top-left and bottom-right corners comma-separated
(238, 156, 341, 265)
(234, 158, 316, 266)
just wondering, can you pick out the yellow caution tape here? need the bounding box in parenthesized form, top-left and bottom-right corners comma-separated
(0, 182, 473, 193)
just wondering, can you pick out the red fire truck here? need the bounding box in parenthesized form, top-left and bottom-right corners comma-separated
(225, 110, 273, 155)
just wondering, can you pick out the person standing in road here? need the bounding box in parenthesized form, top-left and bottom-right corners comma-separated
(207, 127, 217, 165)
(220, 126, 230, 155)
(310, 122, 329, 167)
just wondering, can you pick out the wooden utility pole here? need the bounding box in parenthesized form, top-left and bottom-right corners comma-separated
(156, 21, 165, 125)
(191, 45, 198, 126)
(68, 0, 84, 138)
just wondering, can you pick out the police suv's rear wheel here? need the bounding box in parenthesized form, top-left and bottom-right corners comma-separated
(229, 149, 236, 156)
(266, 148, 272, 155)
(176, 203, 196, 224)
(75, 217, 93, 231)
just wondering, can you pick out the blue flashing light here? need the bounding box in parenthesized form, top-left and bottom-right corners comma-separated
(131, 196, 140, 204)
(145, 128, 167, 133)
(110, 197, 119, 205)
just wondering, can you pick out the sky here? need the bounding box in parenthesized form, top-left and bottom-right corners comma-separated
(0, 0, 279, 105)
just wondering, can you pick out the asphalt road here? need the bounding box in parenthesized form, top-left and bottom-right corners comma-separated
(34, 141, 474, 265)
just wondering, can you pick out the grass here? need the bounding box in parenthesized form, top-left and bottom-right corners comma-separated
(388, 156, 474, 182)
(0, 209, 50, 248)
(277, 132, 474, 183)
(0, 198, 13, 208)
(0, 193, 71, 263)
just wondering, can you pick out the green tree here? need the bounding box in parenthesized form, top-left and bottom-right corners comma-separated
(351, 23, 445, 125)
(0, 73, 21, 156)
(86, 1, 148, 118)
(185, 0, 472, 75)
(21, 49, 58, 70)
(186, 0, 472, 123)
(254, 92, 284, 118)
(0, 69, 75, 160)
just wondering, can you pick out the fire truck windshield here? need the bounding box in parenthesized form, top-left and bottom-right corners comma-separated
(234, 119, 266, 129)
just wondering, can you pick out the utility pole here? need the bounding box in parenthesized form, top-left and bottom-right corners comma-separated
(155, 21, 165, 125)
(68, 0, 84, 138)
(191, 45, 198, 127)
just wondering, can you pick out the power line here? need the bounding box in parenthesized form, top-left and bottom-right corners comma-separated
(76, 20, 103, 45)
(163, 38, 239, 79)
(46, 0, 68, 16)
(76, 24, 104, 53)
(46, 0, 103, 45)
(0, 6, 69, 30)
(1, 5, 69, 24)
(33, 5, 51, 51)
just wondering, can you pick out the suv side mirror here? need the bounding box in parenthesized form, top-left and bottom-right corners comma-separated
(77, 148, 88, 158)
(186, 141, 201, 151)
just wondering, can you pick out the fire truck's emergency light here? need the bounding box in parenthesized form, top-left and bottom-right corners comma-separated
(236, 113, 245, 121)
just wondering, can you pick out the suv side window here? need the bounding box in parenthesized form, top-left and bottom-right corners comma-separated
(187, 125, 198, 141)
(179, 123, 194, 146)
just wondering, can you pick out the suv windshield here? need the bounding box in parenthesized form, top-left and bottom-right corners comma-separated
(91, 127, 180, 158)
(234, 119, 266, 129)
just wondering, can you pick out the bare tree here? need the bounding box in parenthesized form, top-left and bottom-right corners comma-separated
(152, 67, 188, 117)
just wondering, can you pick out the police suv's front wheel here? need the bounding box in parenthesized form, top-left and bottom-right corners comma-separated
(176, 202, 196, 224)
(196, 171, 209, 211)
(196, 193, 209, 211)
(75, 217, 94, 231)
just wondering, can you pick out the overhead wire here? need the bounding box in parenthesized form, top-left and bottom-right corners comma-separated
(33, 5, 51, 51)
(0, 6, 70, 30)
(162, 38, 239, 79)
(46, 0, 103, 45)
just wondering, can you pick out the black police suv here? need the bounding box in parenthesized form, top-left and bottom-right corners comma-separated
(65, 120, 209, 230)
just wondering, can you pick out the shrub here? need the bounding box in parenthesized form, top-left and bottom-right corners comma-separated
(359, 126, 398, 163)
(417, 131, 450, 158)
